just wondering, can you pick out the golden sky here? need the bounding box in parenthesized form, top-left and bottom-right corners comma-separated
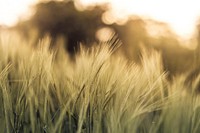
(0, 0, 200, 38)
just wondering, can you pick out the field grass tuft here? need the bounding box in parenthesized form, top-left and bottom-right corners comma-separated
(0, 33, 200, 133)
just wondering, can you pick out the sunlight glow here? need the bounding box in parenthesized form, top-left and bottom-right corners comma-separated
(80, 0, 200, 38)
(0, 0, 36, 26)
(0, 0, 200, 38)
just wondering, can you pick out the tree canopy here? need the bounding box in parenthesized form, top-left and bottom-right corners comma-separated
(14, 0, 200, 76)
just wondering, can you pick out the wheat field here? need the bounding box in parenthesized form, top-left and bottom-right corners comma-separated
(0, 32, 200, 133)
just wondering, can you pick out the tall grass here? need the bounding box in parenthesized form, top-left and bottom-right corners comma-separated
(0, 33, 200, 133)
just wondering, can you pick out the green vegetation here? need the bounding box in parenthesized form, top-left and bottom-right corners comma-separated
(0, 33, 200, 133)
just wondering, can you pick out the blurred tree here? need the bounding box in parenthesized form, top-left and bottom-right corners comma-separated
(21, 1, 108, 55)
(14, 0, 199, 77)
(112, 17, 196, 76)
(112, 18, 150, 62)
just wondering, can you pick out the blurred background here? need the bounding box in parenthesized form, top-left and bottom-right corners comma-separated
(0, 0, 200, 77)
